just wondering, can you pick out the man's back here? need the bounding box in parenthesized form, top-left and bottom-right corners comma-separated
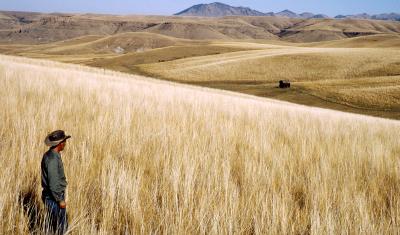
(41, 149, 67, 202)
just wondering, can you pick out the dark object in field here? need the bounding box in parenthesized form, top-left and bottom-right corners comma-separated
(279, 80, 291, 88)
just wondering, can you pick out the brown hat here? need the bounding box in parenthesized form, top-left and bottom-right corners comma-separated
(44, 130, 71, 147)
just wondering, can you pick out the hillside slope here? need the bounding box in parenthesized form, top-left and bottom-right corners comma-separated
(28, 32, 188, 55)
(137, 42, 400, 119)
(1, 11, 400, 43)
(304, 34, 400, 48)
(1, 55, 400, 233)
(1, 33, 398, 119)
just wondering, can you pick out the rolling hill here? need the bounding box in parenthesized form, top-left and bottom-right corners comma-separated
(1, 31, 399, 120)
(32, 32, 188, 55)
(1, 11, 400, 43)
(135, 39, 400, 119)
(0, 10, 399, 120)
(304, 34, 400, 48)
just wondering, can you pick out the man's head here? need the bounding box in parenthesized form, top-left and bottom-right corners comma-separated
(45, 130, 71, 151)
(55, 140, 67, 152)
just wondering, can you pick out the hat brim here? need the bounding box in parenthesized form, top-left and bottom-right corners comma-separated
(45, 135, 71, 147)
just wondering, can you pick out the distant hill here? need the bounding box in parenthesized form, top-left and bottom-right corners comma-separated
(299, 12, 315, 18)
(335, 13, 400, 21)
(275, 10, 330, 19)
(174, 2, 266, 17)
(373, 13, 400, 21)
(276, 10, 299, 18)
(313, 14, 330, 19)
(176, 2, 399, 21)
(0, 10, 399, 44)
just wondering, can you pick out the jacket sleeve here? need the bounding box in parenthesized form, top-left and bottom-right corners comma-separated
(47, 158, 65, 202)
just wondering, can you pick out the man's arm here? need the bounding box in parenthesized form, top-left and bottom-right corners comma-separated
(47, 158, 66, 207)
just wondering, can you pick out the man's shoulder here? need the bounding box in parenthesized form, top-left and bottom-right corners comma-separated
(42, 149, 60, 163)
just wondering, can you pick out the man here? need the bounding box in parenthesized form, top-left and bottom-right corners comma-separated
(41, 130, 71, 235)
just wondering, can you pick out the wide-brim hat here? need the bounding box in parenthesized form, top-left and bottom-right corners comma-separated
(44, 130, 71, 147)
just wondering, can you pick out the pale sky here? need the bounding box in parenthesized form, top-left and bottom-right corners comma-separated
(0, 0, 399, 17)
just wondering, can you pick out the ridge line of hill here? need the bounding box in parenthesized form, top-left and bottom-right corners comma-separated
(174, 2, 400, 20)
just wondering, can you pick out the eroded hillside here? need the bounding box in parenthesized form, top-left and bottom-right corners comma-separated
(1, 11, 400, 43)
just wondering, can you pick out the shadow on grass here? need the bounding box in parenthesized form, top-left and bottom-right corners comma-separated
(18, 178, 44, 234)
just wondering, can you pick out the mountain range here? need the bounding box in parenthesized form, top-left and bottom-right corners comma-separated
(175, 2, 400, 21)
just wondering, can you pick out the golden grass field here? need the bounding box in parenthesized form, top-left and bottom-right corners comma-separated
(1, 55, 400, 234)
(136, 36, 400, 119)
(1, 33, 399, 120)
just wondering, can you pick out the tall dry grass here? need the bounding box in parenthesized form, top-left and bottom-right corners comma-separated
(1, 55, 400, 234)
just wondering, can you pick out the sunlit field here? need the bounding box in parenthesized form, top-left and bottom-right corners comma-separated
(1, 55, 400, 234)
(137, 45, 400, 119)
(139, 48, 400, 82)
(2, 34, 400, 120)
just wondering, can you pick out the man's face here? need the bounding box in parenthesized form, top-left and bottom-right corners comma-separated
(59, 141, 66, 151)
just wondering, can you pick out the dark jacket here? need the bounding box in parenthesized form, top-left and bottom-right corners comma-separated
(41, 149, 67, 202)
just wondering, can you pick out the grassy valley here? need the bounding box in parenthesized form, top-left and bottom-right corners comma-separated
(1, 31, 399, 119)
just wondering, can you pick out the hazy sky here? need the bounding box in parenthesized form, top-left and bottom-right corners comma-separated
(0, 0, 399, 16)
